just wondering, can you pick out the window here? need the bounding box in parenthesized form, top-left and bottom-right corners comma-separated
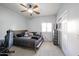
(42, 23, 47, 32)
(42, 23, 52, 32)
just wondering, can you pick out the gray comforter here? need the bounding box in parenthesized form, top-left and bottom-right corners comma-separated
(13, 36, 44, 48)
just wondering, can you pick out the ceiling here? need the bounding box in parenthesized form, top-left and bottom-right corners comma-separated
(0, 3, 61, 17)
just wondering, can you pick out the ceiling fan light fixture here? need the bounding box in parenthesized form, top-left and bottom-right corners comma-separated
(28, 9, 33, 13)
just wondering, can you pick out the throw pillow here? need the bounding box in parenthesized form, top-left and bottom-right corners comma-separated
(24, 32, 29, 37)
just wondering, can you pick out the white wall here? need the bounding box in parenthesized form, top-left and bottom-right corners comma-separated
(57, 4, 79, 56)
(28, 16, 56, 41)
(0, 6, 29, 40)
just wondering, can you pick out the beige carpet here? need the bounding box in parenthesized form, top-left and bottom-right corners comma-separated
(10, 42, 64, 56)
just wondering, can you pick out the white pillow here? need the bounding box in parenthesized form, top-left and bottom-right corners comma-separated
(29, 32, 33, 36)
(24, 32, 29, 37)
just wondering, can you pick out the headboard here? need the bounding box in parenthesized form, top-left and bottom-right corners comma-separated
(13, 30, 28, 37)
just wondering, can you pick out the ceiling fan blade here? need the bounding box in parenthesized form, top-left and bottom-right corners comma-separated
(33, 7, 40, 14)
(34, 11, 40, 14)
(21, 10, 27, 12)
(33, 5, 38, 9)
(20, 4, 27, 8)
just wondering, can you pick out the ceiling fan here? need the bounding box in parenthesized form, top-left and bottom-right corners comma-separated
(20, 3, 40, 16)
